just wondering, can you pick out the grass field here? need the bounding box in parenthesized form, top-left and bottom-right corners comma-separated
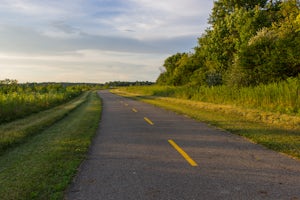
(113, 87, 300, 160)
(0, 83, 84, 124)
(0, 91, 101, 200)
(119, 77, 300, 116)
(0, 92, 88, 155)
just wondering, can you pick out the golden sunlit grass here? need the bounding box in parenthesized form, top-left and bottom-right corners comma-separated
(113, 88, 300, 160)
(115, 78, 300, 116)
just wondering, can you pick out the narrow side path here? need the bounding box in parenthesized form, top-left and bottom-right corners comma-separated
(66, 90, 300, 200)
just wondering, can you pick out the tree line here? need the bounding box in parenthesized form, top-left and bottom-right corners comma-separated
(157, 0, 300, 87)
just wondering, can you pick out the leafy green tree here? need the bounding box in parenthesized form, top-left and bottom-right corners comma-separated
(172, 54, 202, 86)
(156, 53, 186, 85)
(235, 0, 300, 85)
(209, 0, 268, 24)
(195, 2, 271, 86)
(156, 0, 299, 87)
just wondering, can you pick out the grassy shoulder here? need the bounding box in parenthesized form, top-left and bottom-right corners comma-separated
(0, 92, 89, 155)
(112, 89, 300, 160)
(118, 79, 300, 116)
(0, 91, 102, 200)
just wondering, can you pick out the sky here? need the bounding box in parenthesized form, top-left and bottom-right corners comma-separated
(0, 0, 214, 83)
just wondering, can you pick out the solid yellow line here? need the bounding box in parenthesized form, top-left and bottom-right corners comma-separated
(144, 117, 154, 125)
(132, 108, 138, 113)
(168, 139, 198, 167)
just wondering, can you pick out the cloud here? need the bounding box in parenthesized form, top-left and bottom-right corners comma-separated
(96, 0, 213, 39)
(0, 50, 167, 83)
(0, 0, 83, 18)
(0, 0, 214, 82)
(50, 21, 80, 34)
(0, 24, 197, 55)
(41, 21, 83, 39)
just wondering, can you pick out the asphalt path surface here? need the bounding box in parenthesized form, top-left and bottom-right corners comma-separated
(66, 90, 300, 200)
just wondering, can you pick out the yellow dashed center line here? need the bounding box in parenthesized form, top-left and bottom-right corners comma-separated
(144, 117, 154, 125)
(132, 108, 138, 113)
(168, 139, 198, 167)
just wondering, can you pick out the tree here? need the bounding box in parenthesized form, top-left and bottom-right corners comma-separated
(235, 0, 300, 85)
(196, 2, 271, 86)
(155, 0, 300, 87)
(209, 0, 268, 25)
(156, 53, 186, 85)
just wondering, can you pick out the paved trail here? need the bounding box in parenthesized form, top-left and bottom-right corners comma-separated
(66, 90, 300, 200)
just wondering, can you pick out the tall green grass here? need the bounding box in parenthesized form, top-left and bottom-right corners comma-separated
(120, 77, 300, 115)
(0, 84, 84, 124)
(0, 91, 102, 200)
(0, 92, 88, 155)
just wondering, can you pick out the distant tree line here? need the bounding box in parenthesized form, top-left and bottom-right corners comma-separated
(0, 79, 104, 93)
(0, 79, 155, 91)
(157, 0, 300, 87)
(105, 81, 154, 87)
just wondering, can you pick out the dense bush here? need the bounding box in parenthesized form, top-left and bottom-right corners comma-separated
(0, 81, 87, 124)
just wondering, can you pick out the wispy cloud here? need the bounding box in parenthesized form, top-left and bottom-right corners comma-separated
(0, 0, 213, 83)
(0, 50, 166, 83)
(93, 0, 212, 39)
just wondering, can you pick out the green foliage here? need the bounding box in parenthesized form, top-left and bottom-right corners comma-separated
(104, 81, 154, 87)
(0, 80, 99, 124)
(156, 0, 300, 88)
(156, 53, 187, 86)
(0, 91, 101, 200)
(0, 92, 88, 154)
(156, 51, 206, 86)
(120, 77, 300, 115)
(234, 0, 300, 86)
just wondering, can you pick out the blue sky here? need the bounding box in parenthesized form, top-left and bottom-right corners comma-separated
(0, 0, 214, 83)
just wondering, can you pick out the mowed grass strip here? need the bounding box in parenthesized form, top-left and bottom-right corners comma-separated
(0, 91, 101, 200)
(0, 92, 88, 155)
(112, 89, 300, 160)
